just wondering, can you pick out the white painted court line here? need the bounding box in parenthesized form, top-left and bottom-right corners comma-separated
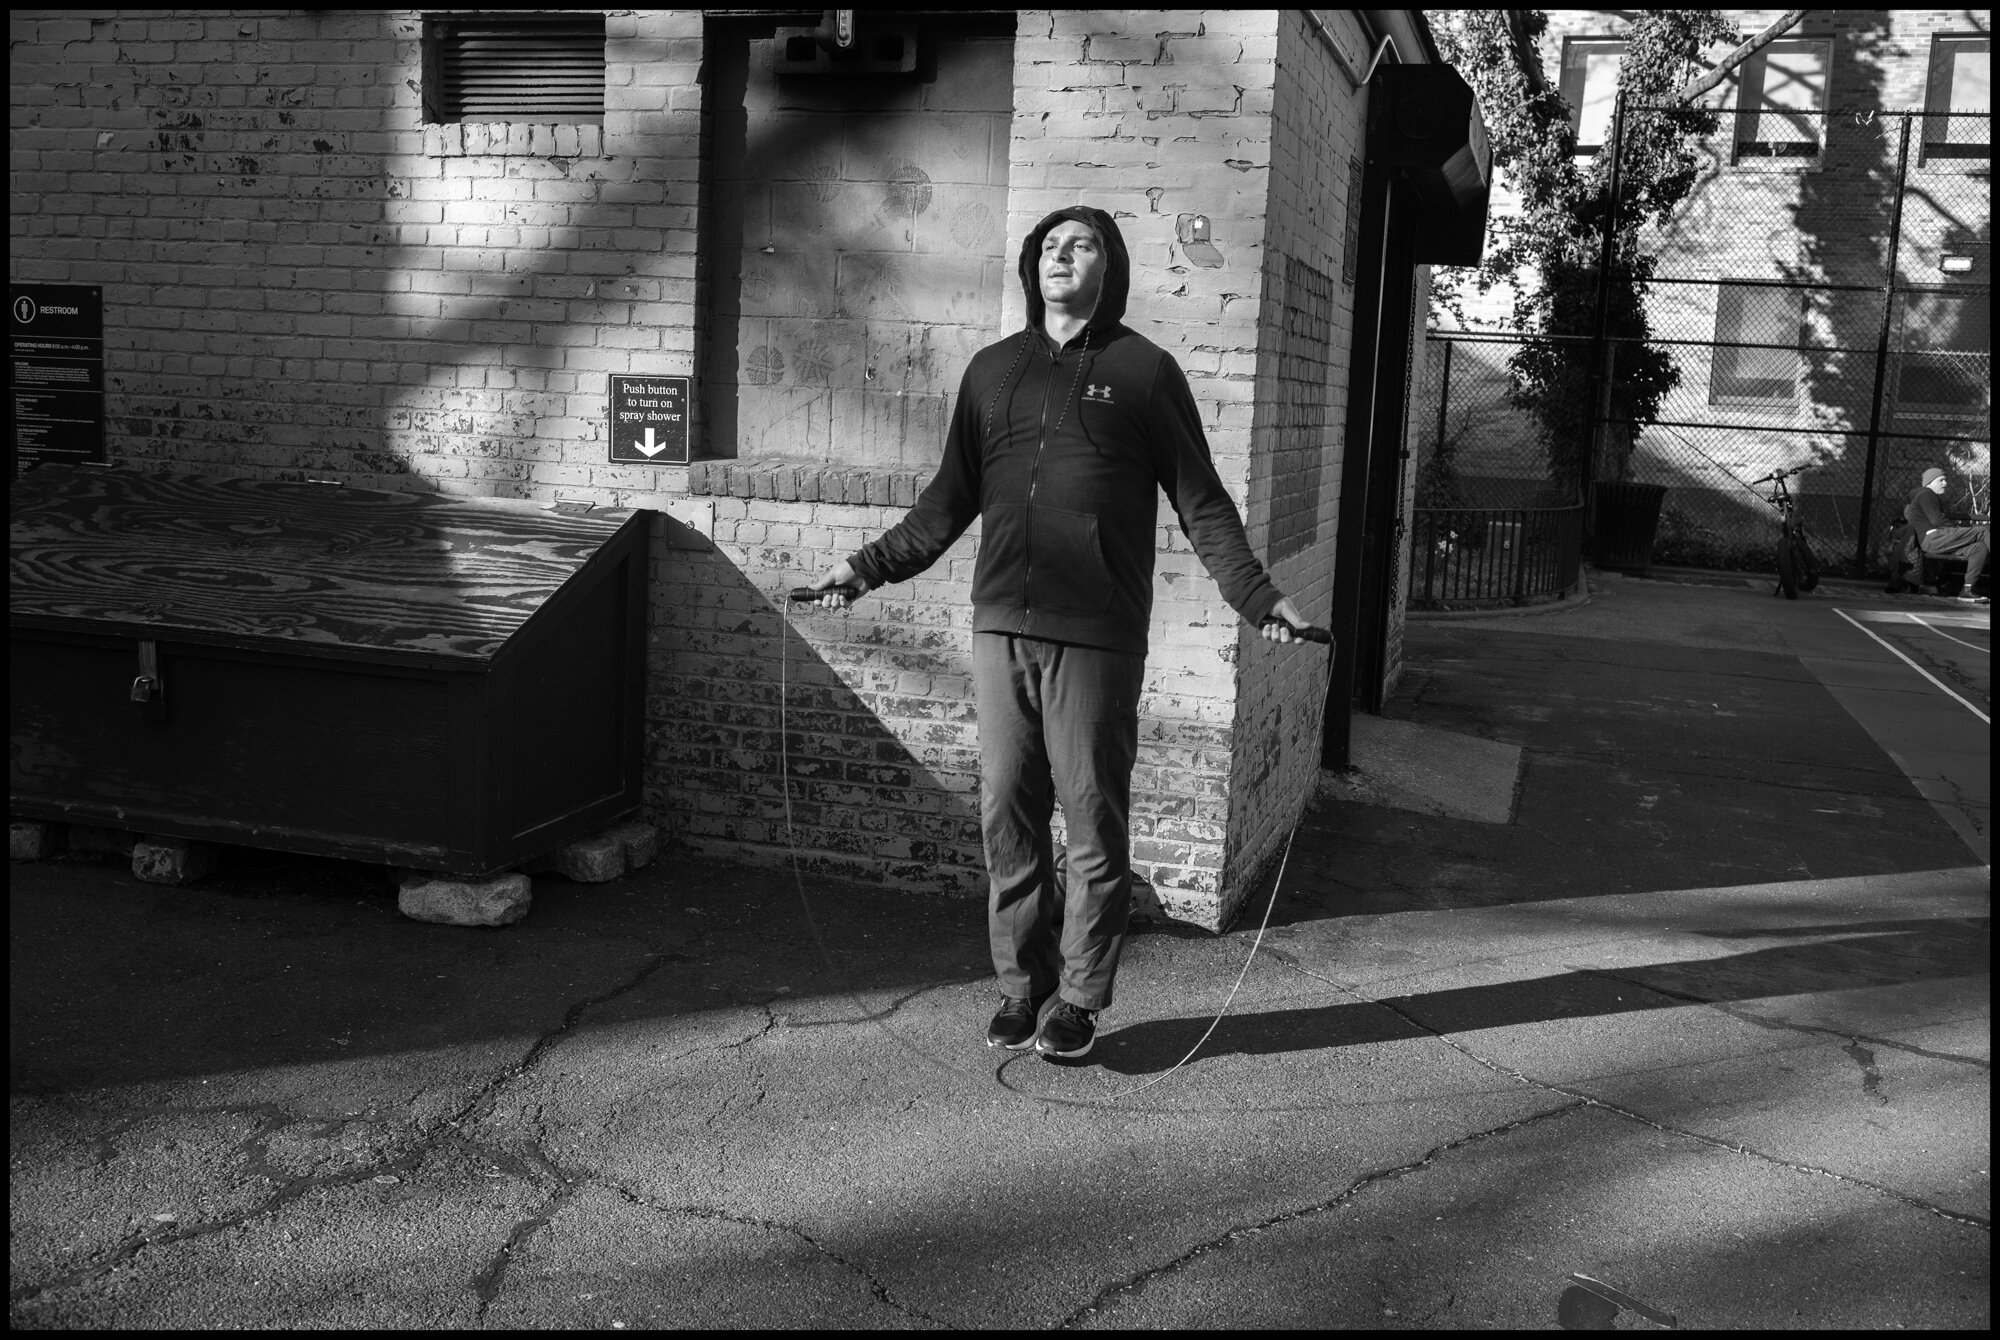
(1845, 607, 1989, 630)
(1907, 613, 1990, 655)
(1834, 608, 1991, 725)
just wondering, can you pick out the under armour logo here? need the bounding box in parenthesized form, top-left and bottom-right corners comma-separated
(1083, 384, 1114, 402)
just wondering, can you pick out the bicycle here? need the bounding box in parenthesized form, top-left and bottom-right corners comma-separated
(1752, 466, 1821, 599)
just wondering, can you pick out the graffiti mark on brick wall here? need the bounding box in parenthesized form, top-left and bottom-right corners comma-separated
(884, 162, 933, 215)
(792, 340, 839, 385)
(806, 156, 842, 204)
(745, 345, 787, 386)
(951, 201, 995, 250)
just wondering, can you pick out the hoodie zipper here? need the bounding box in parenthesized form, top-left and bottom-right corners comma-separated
(1020, 335, 1067, 630)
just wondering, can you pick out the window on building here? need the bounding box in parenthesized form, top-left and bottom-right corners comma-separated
(425, 14, 607, 123)
(1559, 38, 1626, 154)
(1733, 39, 1830, 162)
(1709, 283, 1805, 406)
(1894, 290, 1990, 417)
(1923, 35, 1991, 162)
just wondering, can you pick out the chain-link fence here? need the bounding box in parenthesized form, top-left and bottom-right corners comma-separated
(1604, 105, 1990, 576)
(1412, 333, 1579, 510)
(1424, 106, 1990, 580)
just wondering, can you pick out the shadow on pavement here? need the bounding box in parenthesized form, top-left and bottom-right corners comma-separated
(1094, 916, 1989, 1076)
(1269, 625, 1976, 927)
(6, 844, 993, 1096)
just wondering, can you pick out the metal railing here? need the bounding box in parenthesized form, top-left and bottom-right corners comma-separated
(1410, 505, 1586, 608)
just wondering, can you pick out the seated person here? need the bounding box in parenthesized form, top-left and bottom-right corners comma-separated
(1905, 467, 1990, 602)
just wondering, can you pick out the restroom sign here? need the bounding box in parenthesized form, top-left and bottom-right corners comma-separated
(608, 374, 690, 465)
(11, 284, 105, 476)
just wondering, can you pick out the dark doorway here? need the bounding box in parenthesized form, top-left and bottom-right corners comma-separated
(1324, 60, 1489, 769)
(1325, 162, 1420, 768)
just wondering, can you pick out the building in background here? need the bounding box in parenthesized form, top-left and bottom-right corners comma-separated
(1426, 8, 1989, 573)
(10, 9, 1487, 928)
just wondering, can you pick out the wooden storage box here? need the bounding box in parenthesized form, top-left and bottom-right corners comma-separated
(10, 467, 650, 877)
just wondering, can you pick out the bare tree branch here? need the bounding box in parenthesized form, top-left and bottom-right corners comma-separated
(1675, 10, 1809, 103)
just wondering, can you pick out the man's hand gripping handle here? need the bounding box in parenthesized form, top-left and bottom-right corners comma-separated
(1262, 616, 1333, 644)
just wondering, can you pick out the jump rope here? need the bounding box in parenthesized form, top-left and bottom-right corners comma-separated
(776, 583, 1332, 1103)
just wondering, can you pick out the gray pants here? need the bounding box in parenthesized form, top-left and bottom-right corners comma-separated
(973, 632, 1145, 1011)
(1922, 524, 1988, 590)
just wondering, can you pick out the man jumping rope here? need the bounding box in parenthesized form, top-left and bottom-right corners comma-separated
(806, 206, 1320, 1061)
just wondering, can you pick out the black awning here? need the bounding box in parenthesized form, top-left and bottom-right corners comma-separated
(1372, 63, 1491, 266)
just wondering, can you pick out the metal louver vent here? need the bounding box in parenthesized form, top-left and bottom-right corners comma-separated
(433, 15, 605, 122)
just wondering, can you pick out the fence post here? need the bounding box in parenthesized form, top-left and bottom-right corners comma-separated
(1432, 339, 1454, 472)
(1854, 114, 1912, 575)
(1420, 513, 1436, 603)
(1511, 511, 1528, 602)
(1595, 340, 1619, 480)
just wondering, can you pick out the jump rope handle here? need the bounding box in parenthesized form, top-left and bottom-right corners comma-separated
(789, 585, 862, 603)
(1263, 616, 1334, 644)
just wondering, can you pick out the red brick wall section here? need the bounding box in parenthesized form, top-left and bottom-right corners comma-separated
(656, 487, 989, 894)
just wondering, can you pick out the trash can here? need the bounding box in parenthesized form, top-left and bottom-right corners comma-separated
(1591, 481, 1668, 574)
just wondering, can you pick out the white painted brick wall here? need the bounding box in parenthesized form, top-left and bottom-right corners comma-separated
(11, 9, 703, 496)
(11, 8, 1409, 929)
(1211, 8, 1380, 927)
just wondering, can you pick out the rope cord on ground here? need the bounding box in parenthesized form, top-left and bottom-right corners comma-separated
(776, 606, 969, 1080)
(777, 593, 1308, 1104)
(1035, 824, 1293, 1103)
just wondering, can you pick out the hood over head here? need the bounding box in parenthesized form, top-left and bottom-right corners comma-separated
(1018, 206, 1129, 333)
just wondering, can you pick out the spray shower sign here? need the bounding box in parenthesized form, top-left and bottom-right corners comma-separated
(608, 374, 690, 465)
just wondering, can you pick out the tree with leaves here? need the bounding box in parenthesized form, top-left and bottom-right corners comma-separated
(1429, 11, 1757, 498)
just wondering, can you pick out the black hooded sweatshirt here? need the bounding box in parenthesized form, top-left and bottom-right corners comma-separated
(846, 206, 1283, 655)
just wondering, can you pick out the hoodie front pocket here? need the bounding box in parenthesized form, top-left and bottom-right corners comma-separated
(1027, 505, 1114, 615)
(971, 503, 1028, 607)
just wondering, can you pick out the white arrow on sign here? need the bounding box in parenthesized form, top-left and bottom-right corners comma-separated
(632, 427, 667, 457)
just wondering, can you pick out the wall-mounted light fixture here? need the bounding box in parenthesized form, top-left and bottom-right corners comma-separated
(776, 9, 914, 73)
(1939, 255, 1974, 273)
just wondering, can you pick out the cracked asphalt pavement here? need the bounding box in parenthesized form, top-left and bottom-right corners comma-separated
(9, 574, 1989, 1328)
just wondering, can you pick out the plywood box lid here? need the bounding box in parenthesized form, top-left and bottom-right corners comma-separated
(10, 467, 649, 669)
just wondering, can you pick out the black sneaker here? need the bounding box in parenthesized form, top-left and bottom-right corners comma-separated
(986, 992, 1052, 1049)
(1035, 1001, 1098, 1060)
